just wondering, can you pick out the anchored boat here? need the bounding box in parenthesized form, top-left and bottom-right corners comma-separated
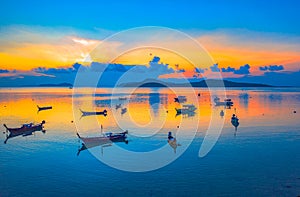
(37, 105, 52, 111)
(80, 109, 107, 116)
(3, 120, 46, 144)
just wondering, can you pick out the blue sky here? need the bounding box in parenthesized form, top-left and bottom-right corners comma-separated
(1, 0, 300, 34)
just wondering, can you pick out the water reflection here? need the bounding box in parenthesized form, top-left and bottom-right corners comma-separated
(239, 93, 249, 109)
(0, 87, 300, 145)
(149, 93, 160, 115)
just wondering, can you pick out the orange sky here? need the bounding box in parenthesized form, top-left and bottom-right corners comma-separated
(0, 27, 299, 76)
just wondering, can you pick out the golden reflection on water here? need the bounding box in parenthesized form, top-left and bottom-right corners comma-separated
(0, 87, 299, 140)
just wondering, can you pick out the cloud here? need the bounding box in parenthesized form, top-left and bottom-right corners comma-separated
(210, 63, 220, 72)
(33, 67, 75, 74)
(220, 64, 251, 75)
(221, 66, 235, 72)
(150, 56, 160, 63)
(233, 64, 250, 75)
(259, 65, 284, 72)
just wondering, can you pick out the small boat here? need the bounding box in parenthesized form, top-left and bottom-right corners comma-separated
(3, 120, 46, 144)
(121, 108, 127, 115)
(214, 97, 234, 107)
(76, 127, 128, 156)
(115, 104, 122, 110)
(80, 109, 107, 116)
(174, 96, 187, 103)
(37, 105, 52, 111)
(231, 114, 239, 131)
(175, 104, 196, 114)
(77, 130, 128, 144)
(220, 110, 224, 117)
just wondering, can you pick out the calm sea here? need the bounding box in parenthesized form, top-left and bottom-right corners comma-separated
(0, 87, 299, 196)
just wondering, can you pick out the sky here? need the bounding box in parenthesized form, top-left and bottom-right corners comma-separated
(0, 0, 300, 86)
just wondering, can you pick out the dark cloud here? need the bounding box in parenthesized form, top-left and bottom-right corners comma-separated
(72, 62, 82, 70)
(233, 64, 250, 75)
(210, 63, 220, 72)
(178, 69, 185, 73)
(150, 56, 160, 63)
(221, 66, 235, 72)
(33, 67, 75, 74)
(220, 64, 251, 75)
(259, 65, 284, 72)
(0, 69, 9, 73)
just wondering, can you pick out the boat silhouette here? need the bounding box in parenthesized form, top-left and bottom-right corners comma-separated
(115, 104, 122, 110)
(37, 105, 52, 111)
(76, 129, 128, 156)
(80, 109, 107, 117)
(231, 114, 240, 135)
(121, 108, 127, 115)
(3, 120, 46, 144)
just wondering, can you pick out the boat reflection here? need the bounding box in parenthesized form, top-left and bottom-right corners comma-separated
(214, 97, 234, 108)
(175, 104, 197, 118)
(3, 120, 46, 144)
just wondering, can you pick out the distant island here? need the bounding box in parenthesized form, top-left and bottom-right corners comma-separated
(119, 79, 273, 88)
(1, 80, 276, 88)
(38, 83, 73, 87)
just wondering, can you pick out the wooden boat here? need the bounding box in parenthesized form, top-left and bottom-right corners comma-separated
(77, 133, 128, 156)
(214, 97, 234, 106)
(37, 105, 52, 111)
(80, 109, 107, 116)
(77, 130, 128, 143)
(3, 120, 46, 144)
(174, 96, 187, 103)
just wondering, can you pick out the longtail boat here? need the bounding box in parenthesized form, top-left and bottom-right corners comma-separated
(80, 109, 107, 116)
(3, 120, 46, 144)
(76, 130, 128, 143)
(37, 105, 52, 111)
(76, 130, 128, 155)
